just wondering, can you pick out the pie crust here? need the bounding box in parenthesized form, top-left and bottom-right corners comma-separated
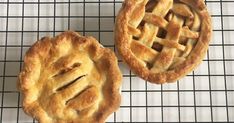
(115, 0, 212, 83)
(18, 31, 122, 123)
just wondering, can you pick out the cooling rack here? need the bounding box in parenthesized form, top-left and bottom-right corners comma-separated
(0, 0, 233, 122)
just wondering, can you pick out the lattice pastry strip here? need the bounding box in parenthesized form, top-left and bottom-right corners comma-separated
(115, 0, 212, 83)
(130, 12, 199, 68)
(129, 0, 200, 67)
(151, 15, 185, 72)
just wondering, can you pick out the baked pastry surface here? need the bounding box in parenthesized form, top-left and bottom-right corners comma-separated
(18, 31, 122, 123)
(115, 0, 212, 83)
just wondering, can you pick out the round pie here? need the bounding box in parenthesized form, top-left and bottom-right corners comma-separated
(115, 0, 212, 84)
(18, 31, 122, 123)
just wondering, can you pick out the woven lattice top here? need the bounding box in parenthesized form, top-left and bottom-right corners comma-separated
(115, 0, 212, 83)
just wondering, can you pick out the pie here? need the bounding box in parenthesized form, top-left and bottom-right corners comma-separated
(115, 0, 212, 83)
(18, 31, 122, 123)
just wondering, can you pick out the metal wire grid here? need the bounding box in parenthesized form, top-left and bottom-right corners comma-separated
(0, 0, 233, 122)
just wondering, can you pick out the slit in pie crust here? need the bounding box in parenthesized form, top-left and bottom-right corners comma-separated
(115, 0, 212, 84)
(18, 31, 122, 123)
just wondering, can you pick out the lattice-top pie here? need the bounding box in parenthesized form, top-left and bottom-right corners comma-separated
(115, 0, 212, 83)
(18, 31, 122, 123)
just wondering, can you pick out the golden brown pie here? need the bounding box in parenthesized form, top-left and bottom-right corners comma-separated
(18, 31, 122, 123)
(115, 0, 212, 84)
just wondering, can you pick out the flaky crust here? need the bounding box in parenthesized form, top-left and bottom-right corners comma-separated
(115, 0, 212, 84)
(18, 31, 122, 123)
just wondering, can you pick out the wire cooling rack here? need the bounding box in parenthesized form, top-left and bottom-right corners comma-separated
(0, 0, 234, 122)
